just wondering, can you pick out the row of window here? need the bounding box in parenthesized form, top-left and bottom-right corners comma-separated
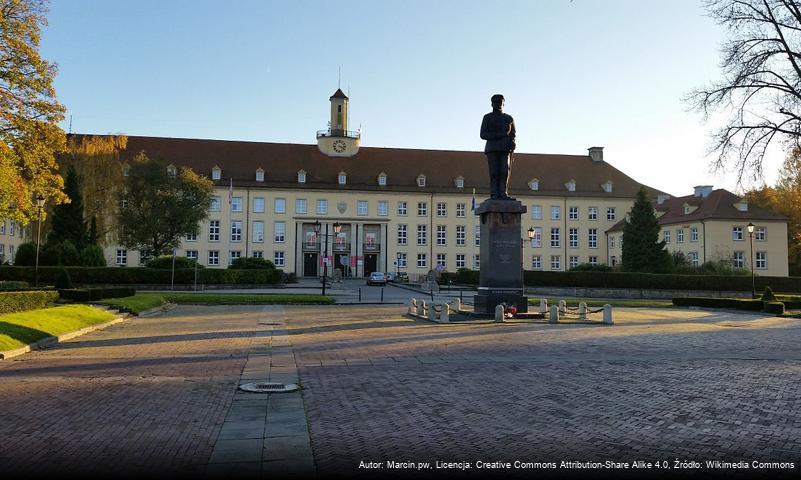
(396, 252, 481, 270)
(732, 251, 769, 269)
(0, 244, 14, 263)
(214, 198, 476, 218)
(397, 224, 479, 247)
(115, 249, 286, 267)
(731, 226, 768, 241)
(211, 167, 465, 189)
(532, 206, 617, 221)
(0, 221, 23, 237)
(199, 220, 286, 243)
(528, 227, 600, 249)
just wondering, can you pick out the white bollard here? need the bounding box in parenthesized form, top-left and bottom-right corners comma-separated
(578, 302, 587, 321)
(409, 298, 417, 315)
(417, 300, 426, 317)
(558, 300, 567, 314)
(451, 297, 461, 312)
(603, 304, 613, 325)
(549, 305, 559, 324)
(495, 304, 505, 323)
(428, 303, 437, 321)
(441, 303, 450, 323)
(539, 298, 548, 313)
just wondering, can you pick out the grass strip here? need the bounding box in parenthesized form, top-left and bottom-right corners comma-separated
(97, 292, 335, 314)
(0, 305, 116, 352)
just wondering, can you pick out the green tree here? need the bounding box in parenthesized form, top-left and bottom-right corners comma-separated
(117, 152, 214, 257)
(0, 0, 68, 223)
(48, 165, 87, 247)
(88, 215, 98, 244)
(622, 187, 672, 273)
(745, 148, 801, 275)
(79, 244, 106, 267)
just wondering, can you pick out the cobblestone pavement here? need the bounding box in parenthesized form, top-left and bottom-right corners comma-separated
(0, 305, 275, 477)
(286, 306, 801, 474)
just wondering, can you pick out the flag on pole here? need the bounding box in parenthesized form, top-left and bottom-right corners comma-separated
(471, 188, 477, 212)
(228, 177, 233, 205)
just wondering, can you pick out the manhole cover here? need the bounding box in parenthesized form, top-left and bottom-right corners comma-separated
(239, 382, 299, 393)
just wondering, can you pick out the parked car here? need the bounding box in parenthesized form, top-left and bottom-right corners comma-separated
(395, 272, 409, 283)
(385, 272, 397, 282)
(366, 272, 387, 286)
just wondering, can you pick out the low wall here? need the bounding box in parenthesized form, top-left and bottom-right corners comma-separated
(524, 286, 753, 300)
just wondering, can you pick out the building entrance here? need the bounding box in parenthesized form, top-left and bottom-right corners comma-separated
(364, 254, 378, 276)
(303, 253, 318, 277)
(334, 253, 351, 278)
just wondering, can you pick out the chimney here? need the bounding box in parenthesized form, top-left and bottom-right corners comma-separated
(588, 146, 604, 162)
(693, 185, 713, 198)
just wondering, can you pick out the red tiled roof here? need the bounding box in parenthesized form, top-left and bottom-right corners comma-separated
(606, 189, 787, 233)
(82, 134, 663, 198)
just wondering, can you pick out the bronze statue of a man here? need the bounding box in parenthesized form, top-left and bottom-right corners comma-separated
(480, 94, 516, 200)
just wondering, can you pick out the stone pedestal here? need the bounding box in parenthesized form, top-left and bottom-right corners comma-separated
(473, 199, 528, 314)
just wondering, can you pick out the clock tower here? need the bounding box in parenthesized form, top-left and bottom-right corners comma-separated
(317, 88, 360, 157)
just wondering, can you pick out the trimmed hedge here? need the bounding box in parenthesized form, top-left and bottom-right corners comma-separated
(59, 287, 136, 302)
(523, 271, 801, 292)
(0, 281, 29, 291)
(763, 301, 785, 315)
(0, 291, 60, 314)
(441, 269, 801, 293)
(672, 297, 764, 311)
(0, 266, 282, 285)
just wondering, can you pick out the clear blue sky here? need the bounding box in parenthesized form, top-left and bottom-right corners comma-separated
(40, 0, 781, 195)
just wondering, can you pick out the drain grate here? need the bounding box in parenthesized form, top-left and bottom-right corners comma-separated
(239, 382, 299, 393)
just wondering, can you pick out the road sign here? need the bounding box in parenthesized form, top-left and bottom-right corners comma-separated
(340, 256, 350, 266)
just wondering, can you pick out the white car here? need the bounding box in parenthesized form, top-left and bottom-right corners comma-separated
(366, 272, 387, 286)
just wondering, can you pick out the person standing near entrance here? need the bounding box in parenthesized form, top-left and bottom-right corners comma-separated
(480, 94, 516, 200)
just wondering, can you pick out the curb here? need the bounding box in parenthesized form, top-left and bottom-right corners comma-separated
(137, 302, 177, 317)
(0, 314, 127, 360)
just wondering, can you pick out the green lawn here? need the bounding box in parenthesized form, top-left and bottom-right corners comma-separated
(528, 297, 674, 308)
(0, 305, 116, 352)
(97, 292, 335, 314)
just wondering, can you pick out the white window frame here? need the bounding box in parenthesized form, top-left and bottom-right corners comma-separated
(253, 221, 265, 243)
(530, 227, 542, 248)
(417, 202, 427, 216)
(569, 228, 579, 248)
(397, 201, 407, 216)
(274, 251, 285, 267)
(755, 226, 767, 241)
(316, 199, 328, 215)
(568, 206, 578, 220)
(551, 255, 561, 271)
(436, 202, 447, 217)
(417, 224, 427, 246)
(209, 220, 220, 242)
(551, 206, 561, 220)
(531, 205, 542, 220)
(274, 221, 286, 243)
(116, 249, 127, 266)
(253, 197, 265, 213)
(550, 228, 560, 248)
(378, 201, 388, 217)
(231, 197, 243, 213)
(456, 254, 466, 269)
(456, 225, 466, 246)
(397, 224, 407, 246)
(231, 220, 242, 242)
(588, 228, 598, 249)
(357, 200, 368, 216)
(208, 250, 220, 266)
(436, 225, 447, 246)
(532, 255, 542, 270)
(732, 226, 744, 241)
(588, 207, 598, 221)
(691, 227, 699, 242)
(274, 198, 286, 214)
(417, 253, 427, 268)
(756, 251, 767, 269)
(295, 199, 307, 214)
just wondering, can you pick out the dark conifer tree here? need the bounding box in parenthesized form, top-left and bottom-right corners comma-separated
(622, 187, 672, 273)
(48, 166, 87, 248)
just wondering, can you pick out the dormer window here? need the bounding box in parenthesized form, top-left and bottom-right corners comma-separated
(528, 178, 539, 191)
(297, 170, 306, 183)
(167, 164, 177, 177)
(256, 168, 264, 182)
(338, 171, 347, 185)
(212, 166, 221, 180)
(683, 203, 698, 215)
(734, 200, 749, 212)
(565, 179, 576, 192)
(417, 174, 426, 187)
(378, 172, 387, 186)
(454, 176, 464, 189)
(602, 180, 613, 193)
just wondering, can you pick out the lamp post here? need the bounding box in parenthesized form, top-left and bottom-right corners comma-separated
(34, 194, 45, 287)
(314, 220, 341, 296)
(747, 222, 755, 298)
(525, 227, 535, 291)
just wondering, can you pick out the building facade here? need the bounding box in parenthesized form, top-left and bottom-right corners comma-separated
(2, 90, 790, 278)
(0, 220, 30, 264)
(607, 186, 789, 276)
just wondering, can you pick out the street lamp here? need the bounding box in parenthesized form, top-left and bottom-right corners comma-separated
(747, 222, 756, 298)
(527, 227, 535, 241)
(34, 194, 45, 287)
(314, 220, 341, 296)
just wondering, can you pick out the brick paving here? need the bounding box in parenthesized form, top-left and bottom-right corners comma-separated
(0, 305, 271, 476)
(285, 306, 801, 474)
(2, 304, 801, 477)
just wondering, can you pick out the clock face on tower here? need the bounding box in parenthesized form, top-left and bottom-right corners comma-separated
(333, 139, 347, 153)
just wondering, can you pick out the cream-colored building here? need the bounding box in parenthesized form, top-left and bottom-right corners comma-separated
(607, 186, 789, 276)
(0, 219, 30, 264)
(3, 90, 790, 278)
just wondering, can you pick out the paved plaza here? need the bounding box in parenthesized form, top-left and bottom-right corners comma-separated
(1, 304, 800, 477)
